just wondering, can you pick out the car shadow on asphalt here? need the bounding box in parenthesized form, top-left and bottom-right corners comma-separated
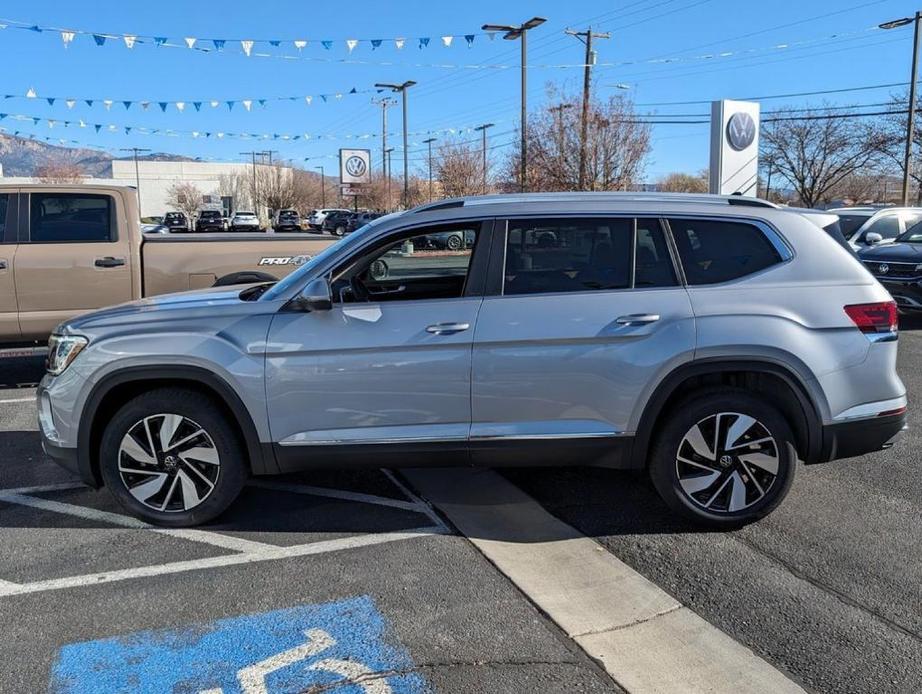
(0, 356, 45, 390)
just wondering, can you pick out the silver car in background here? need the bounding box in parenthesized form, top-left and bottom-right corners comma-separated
(38, 193, 906, 528)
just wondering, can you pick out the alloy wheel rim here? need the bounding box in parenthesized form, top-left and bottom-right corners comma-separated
(118, 414, 220, 513)
(675, 412, 779, 514)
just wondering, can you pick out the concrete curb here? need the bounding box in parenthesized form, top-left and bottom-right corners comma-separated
(403, 467, 804, 694)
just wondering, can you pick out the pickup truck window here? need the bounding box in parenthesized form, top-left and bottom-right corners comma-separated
(0, 194, 9, 241)
(29, 193, 115, 243)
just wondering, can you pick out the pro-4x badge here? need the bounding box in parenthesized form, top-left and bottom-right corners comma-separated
(259, 255, 312, 266)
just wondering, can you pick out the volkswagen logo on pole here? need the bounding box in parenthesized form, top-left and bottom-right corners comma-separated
(339, 148, 371, 185)
(345, 155, 367, 178)
(726, 112, 756, 152)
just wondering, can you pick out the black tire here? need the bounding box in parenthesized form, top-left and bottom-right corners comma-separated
(648, 388, 797, 528)
(99, 388, 248, 527)
(334, 225, 346, 237)
(446, 234, 463, 251)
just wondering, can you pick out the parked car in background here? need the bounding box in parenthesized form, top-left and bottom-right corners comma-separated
(195, 210, 225, 233)
(344, 211, 383, 234)
(0, 184, 338, 349)
(231, 211, 261, 232)
(273, 209, 302, 232)
(37, 192, 906, 528)
(859, 219, 922, 312)
(322, 210, 355, 236)
(163, 211, 188, 232)
(140, 223, 170, 234)
(308, 208, 350, 231)
(422, 228, 473, 250)
(832, 207, 922, 251)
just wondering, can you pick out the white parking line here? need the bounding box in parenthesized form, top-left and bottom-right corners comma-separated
(0, 526, 445, 597)
(0, 396, 36, 404)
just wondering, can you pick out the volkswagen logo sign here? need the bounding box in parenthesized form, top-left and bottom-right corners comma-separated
(879, 263, 889, 275)
(726, 112, 756, 151)
(344, 155, 367, 178)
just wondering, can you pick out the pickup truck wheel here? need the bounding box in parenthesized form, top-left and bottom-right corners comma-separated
(214, 271, 277, 287)
(334, 225, 346, 236)
(648, 389, 796, 529)
(99, 388, 247, 527)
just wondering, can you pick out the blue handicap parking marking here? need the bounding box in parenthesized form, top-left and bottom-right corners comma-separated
(50, 596, 428, 694)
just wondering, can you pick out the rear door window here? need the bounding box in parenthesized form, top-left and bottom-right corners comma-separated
(668, 218, 782, 285)
(29, 193, 115, 243)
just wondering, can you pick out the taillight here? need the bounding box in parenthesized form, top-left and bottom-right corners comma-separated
(844, 301, 898, 334)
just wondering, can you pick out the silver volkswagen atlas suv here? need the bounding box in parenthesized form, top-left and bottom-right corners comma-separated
(38, 193, 907, 528)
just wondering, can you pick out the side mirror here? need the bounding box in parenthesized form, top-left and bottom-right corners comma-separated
(295, 278, 332, 312)
(865, 232, 883, 246)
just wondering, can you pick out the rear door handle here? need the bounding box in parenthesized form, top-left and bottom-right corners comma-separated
(426, 322, 471, 335)
(0, 260, 6, 270)
(95, 257, 126, 268)
(615, 313, 660, 325)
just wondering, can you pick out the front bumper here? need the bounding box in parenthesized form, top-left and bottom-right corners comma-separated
(37, 381, 98, 486)
(820, 411, 907, 462)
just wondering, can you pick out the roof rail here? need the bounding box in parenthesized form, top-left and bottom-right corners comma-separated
(410, 191, 778, 212)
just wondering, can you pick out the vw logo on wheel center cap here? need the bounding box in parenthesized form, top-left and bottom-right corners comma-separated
(719, 454, 733, 467)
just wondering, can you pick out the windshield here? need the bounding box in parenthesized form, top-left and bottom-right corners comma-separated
(836, 214, 872, 236)
(897, 220, 922, 243)
(260, 213, 400, 301)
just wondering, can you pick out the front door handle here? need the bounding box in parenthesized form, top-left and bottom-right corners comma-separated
(426, 322, 471, 335)
(0, 260, 6, 270)
(95, 257, 126, 268)
(615, 313, 660, 326)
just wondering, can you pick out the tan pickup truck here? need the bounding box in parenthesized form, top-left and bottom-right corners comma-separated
(0, 184, 338, 349)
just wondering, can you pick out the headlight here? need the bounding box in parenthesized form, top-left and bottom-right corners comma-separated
(46, 334, 88, 376)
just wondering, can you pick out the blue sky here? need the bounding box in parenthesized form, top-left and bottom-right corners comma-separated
(0, 0, 916, 180)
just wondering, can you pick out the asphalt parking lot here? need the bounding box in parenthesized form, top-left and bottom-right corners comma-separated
(0, 359, 613, 693)
(1, 326, 921, 693)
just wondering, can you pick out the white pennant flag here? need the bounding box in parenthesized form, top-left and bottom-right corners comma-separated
(217, 132, 225, 139)
(60, 31, 75, 48)
(395, 38, 405, 50)
(346, 39, 358, 53)
(192, 131, 199, 138)
(442, 35, 453, 47)
(66, 99, 76, 109)
(26, 87, 37, 99)
(294, 40, 307, 51)
(175, 101, 186, 112)
(184, 37, 196, 49)
(304, 96, 313, 105)
(78, 119, 86, 128)
(123, 35, 136, 49)
(103, 99, 113, 110)
(241, 40, 254, 56)
(210, 100, 219, 108)
(48, 119, 55, 128)
(242, 99, 252, 111)
(335, 93, 343, 100)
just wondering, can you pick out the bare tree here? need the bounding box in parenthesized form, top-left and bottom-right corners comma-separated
(504, 86, 651, 192)
(658, 171, 708, 193)
(35, 163, 85, 184)
(165, 182, 203, 226)
(436, 137, 483, 197)
(872, 93, 922, 203)
(760, 107, 885, 207)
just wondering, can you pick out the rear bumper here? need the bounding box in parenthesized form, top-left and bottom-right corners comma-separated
(820, 412, 907, 462)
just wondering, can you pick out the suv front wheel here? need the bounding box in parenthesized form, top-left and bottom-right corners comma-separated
(99, 388, 247, 526)
(649, 389, 796, 528)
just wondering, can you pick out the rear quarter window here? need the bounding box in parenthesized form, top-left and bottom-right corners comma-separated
(668, 218, 783, 285)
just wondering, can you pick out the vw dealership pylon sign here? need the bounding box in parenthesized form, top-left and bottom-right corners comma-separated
(339, 148, 371, 185)
(709, 100, 760, 196)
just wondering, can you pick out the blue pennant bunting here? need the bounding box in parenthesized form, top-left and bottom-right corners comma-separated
(349, 87, 357, 94)
(46, 98, 55, 106)
(258, 99, 266, 108)
(269, 40, 280, 47)
(94, 124, 102, 133)
(371, 39, 382, 50)
(123, 101, 132, 110)
(226, 100, 235, 111)
(0, 114, 6, 120)
(158, 102, 168, 112)
(28, 25, 42, 33)
(93, 34, 107, 46)
(125, 127, 131, 134)
(213, 39, 225, 50)
(154, 37, 167, 47)
(321, 40, 333, 50)
(320, 95, 328, 102)
(465, 34, 475, 47)
(193, 102, 202, 111)
(32, 117, 40, 125)
(419, 37, 430, 49)
(85, 99, 94, 107)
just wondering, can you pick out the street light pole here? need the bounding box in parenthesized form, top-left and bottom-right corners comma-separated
(474, 124, 494, 194)
(375, 81, 417, 208)
(422, 137, 437, 201)
(373, 97, 396, 179)
(120, 147, 151, 215)
(314, 166, 325, 208)
(881, 12, 922, 205)
(482, 17, 546, 192)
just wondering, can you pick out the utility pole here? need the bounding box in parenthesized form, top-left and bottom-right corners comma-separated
(375, 81, 417, 208)
(474, 124, 494, 194)
(314, 165, 325, 207)
(373, 97, 396, 178)
(120, 147, 151, 215)
(422, 137, 437, 201)
(880, 12, 922, 204)
(385, 148, 394, 211)
(566, 26, 610, 191)
(483, 18, 546, 192)
(549, 103, 573, 180)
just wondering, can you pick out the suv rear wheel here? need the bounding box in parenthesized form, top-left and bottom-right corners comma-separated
(99, 388, 247, 527)
(649, 389, 796, 528)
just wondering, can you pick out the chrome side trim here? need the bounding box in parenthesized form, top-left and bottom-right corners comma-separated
(833, 395, 907, 422)
(470, 431, 624, 441)
(278, 434, 468, 447)
(867, 331, 898, 343)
